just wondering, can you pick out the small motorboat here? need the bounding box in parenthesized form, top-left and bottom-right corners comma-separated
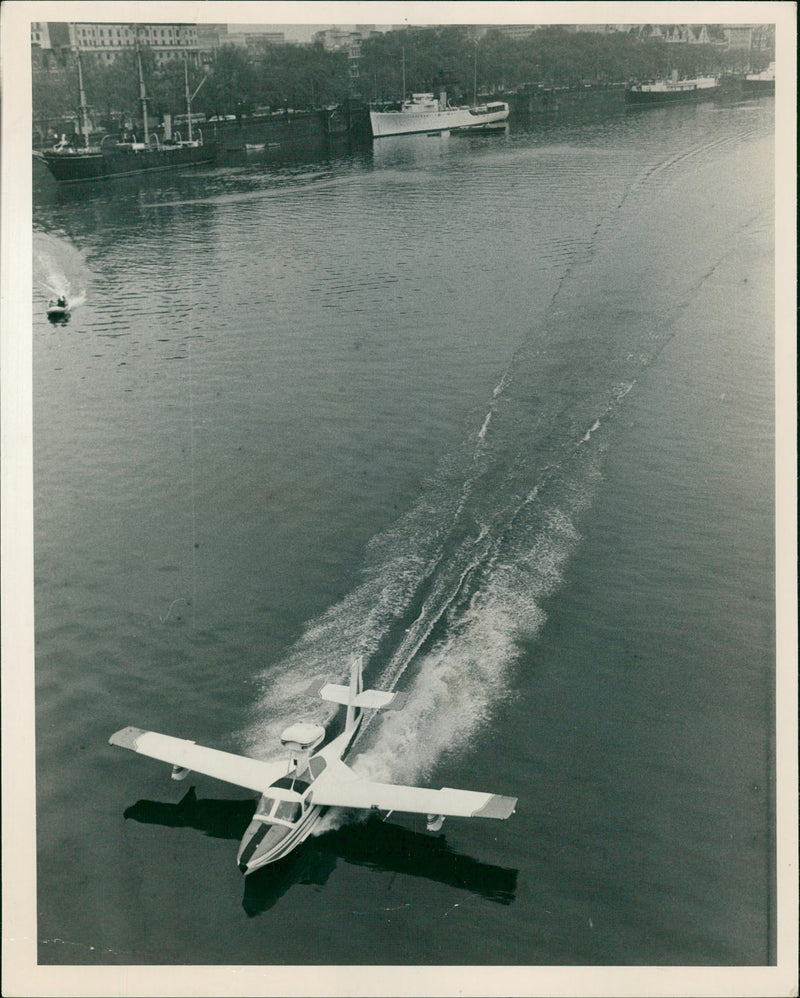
(47, 296, 70, 320)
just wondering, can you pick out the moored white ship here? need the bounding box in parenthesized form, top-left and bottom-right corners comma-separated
(370, 91, 509, 138)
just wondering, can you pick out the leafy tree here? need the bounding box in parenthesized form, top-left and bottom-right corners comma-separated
(250, 42, 348, 109)
(81, 51, 142, 129)
(205, 45, 255, 117)
(32, 64, 76, 141)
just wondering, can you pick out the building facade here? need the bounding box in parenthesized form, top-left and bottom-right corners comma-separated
(41, 22, 202, 66)
(31, 21, 52, 47)
(223, 30, 286, 51)
(312, 26, 382, 51)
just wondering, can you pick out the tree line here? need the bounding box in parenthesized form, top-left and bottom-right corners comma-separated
(33, 42, 349, 137)
(33, 25, 770, 137)
(359, 25, 769, 100)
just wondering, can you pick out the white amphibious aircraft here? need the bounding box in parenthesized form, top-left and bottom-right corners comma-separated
(109, 658, 517, 874)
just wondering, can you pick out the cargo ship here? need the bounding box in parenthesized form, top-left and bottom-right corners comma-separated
(625, 71, 720, 106)
(37, 51, 215, 183)
(742, 62, 775, 95)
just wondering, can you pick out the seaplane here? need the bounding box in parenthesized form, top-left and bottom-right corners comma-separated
(109, 659, 517, 874)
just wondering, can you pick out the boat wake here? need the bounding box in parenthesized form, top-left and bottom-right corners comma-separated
(239, 327, 633, 801)
(238, 202, 686, 797)
(239, 122, 764, 803)
(33, 231, 89, 310)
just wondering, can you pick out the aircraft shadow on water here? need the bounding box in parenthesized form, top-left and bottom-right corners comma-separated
(124, 788, 519, 916)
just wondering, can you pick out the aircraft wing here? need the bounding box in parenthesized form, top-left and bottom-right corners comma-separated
(311, 759, 516, 819)
(109, 726, 287, 793)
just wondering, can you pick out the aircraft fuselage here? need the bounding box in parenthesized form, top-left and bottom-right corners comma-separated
(237, 717, 359, 874)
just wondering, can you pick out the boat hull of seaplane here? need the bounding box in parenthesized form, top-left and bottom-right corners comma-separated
(237, 801, 326, 873)
(235, 720, 352, 875)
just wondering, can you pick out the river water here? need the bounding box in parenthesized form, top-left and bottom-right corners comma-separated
(32, 93, 775, 969)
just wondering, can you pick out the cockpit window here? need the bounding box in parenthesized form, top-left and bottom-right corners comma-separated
(274, 800, 302, 823)
(256, 797, 276, 817)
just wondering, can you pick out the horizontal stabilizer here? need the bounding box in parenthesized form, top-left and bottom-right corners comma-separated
(109, 726, 287, 793)
(306, 681, 407, 711)
(311, 758, 517, 820)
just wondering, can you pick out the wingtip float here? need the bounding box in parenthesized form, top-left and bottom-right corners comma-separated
(109, 657, 518, 875)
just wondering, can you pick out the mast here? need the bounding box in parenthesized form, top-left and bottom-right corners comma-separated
(401, 47, 406, 102)
(473, 43, 478, 104)
(184, 60, 208, 145)
(76, 51, 91, 148)
(184, 58, 193, 142)
(136, 46, 149, 144)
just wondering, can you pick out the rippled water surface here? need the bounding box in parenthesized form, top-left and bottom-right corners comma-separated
(32, 94, 775, 967)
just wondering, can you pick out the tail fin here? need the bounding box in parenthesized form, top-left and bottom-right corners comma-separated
(305, 657, 406, 721)
(346, 655, 363, 729)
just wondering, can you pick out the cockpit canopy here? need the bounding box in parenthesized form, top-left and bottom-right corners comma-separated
(274, 798, 303, 823)
(255, 789, 307, 825)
